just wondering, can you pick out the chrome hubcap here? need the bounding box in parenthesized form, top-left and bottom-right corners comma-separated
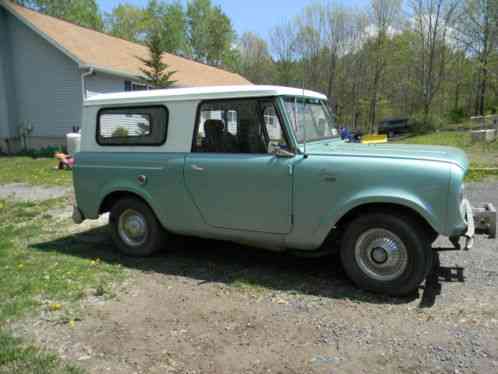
(354, 228, 408, 281)
(371, 247, 388, 264)
(118, 209, 148, 247)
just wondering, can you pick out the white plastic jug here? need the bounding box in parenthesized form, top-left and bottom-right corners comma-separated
(66, 132, 81, 155)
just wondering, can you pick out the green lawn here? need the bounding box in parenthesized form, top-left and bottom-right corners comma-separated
(0, 157, 73, 186)
(0, 197, 124, 373)
(398, 131, 498, 166)
(398, 131, 498, 180)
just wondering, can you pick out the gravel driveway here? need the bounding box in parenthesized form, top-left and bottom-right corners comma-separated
(12, 181, 498, 374)
(0, 183, 70, 202)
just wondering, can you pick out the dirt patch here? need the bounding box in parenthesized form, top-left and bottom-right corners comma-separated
(9, 182, 498, 373)
(0, 183, 70, 202)
(12, 236, 498, 374)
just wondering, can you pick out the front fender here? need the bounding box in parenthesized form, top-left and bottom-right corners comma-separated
(313, 188, 445, 248)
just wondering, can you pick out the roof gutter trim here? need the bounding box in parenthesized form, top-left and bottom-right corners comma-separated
(79, 64, 143, 81)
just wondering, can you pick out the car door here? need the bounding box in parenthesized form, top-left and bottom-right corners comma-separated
(184, 98, 294, 234)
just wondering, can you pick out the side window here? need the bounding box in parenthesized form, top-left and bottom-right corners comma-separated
(193, 99, 288, 154)
(97, 106, 168, 146)
(263, 105, 283, 142)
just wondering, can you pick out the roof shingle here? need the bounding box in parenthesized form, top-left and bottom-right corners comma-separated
(2, 0, 252, 87)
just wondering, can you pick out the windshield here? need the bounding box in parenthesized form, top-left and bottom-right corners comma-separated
(283, 97, 338, 144)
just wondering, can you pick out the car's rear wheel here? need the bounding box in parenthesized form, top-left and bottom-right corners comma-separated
(340, 212, 431, 296)
(110, 198, 166, 257)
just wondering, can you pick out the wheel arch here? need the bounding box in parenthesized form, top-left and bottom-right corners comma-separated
(99, 190, 152, 215)
(316, 196, 441, 250)
(98, 189, 167, 230)
(334, 202, 438, 240)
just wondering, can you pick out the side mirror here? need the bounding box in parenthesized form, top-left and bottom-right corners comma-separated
(268, 142, 295, 158)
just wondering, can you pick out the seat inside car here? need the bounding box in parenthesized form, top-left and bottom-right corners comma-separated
(203, 119, 225, 152)
(239, 119, 267, 154)
(203, 119, 239, 153)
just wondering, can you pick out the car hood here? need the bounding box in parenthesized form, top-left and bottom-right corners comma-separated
(302, 140, 469, 171)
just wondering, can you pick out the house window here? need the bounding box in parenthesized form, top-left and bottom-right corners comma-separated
(125, 80, 150, 92)
(226, 110, 238, 136)
(97, 106, 168, 146)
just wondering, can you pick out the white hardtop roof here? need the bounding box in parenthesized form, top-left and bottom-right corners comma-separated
(84, 85, 328, 106)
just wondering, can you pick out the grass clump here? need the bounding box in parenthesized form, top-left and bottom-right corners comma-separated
(0, 157, 72, 186)
(0, 198, 124, 373)
(0, 331, 83, 374)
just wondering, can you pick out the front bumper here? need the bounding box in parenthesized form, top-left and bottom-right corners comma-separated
(450, 200, 496, 250)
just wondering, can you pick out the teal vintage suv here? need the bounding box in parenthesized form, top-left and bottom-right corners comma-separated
(73, 85, 496, 296)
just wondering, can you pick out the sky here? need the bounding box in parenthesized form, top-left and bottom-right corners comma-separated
(98, 0, 369, 39)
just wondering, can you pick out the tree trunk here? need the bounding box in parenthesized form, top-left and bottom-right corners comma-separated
(369, 65, 381, 134)
(478, 55, 489, 116)
(454, 82, 460, 111)
(327, 51, 337, 113)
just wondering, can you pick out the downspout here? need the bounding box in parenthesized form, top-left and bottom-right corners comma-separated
(80, 67, 94, 101)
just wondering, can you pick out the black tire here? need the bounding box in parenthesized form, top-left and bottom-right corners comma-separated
(109, 198, 167, 257)
(340, 212, 431, 296)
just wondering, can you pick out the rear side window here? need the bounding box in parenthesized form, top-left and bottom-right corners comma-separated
(97, 106, 168, 146)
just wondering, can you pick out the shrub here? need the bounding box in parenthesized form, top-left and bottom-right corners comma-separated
(408, 113, 444, 134)
(447, 108, 466, 124)
(18, 146, 65, 158)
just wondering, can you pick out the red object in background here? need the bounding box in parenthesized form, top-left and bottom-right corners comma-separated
(55, 152, 75, 170)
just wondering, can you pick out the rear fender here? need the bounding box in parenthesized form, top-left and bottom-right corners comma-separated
(95, 183, 160, 222)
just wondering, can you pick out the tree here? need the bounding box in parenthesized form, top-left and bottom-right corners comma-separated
(105, 1, 187, 55)
(454, 0, 498, 115)
(410, 0, 459, 124)
(295, 3, 327, 92)
(158, 1, 187, 54)
(143, 0, 187, 54)
(16, 0, 103, 30)
(366, 0, 402, 133)
(324, 4, 357, 114)
(339, 11, 370, 128)
(186, 0, 211, 62)
(186, 0, 236, 66)
(237, 32, 274, 84)
(206, 5, 236, 66)
(138, 30, 177, 89)
(270, 22, 298, 86)
(105, 3, 147, 42)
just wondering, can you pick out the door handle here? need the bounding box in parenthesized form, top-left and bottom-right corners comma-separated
(191, 164, 204, 172)
(322, 174, 337, 182)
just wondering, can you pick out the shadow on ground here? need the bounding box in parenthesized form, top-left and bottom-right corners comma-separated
(29, 227, 463, 307)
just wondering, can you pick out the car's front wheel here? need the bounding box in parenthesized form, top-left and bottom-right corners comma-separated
(110, 198, 166, 257)
(340, 212, 432, 296)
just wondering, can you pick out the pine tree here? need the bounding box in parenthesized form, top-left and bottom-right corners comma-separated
(138, 30, 177, 89)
